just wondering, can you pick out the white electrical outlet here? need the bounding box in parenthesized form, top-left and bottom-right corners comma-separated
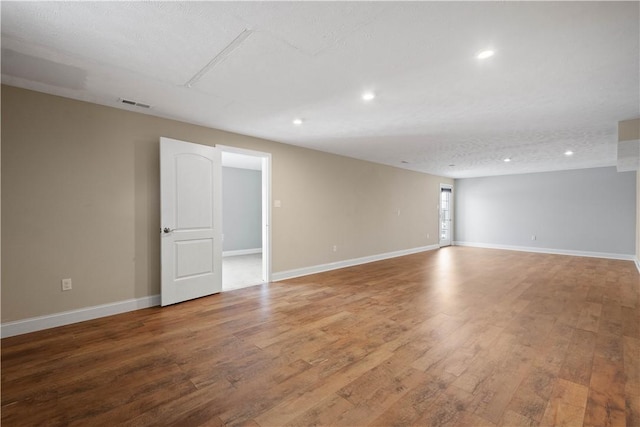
(332, 245, 337, 252)
(61, 278, 72, 291)
(531, 235, 536, 241)
(427, 233, 430, 239)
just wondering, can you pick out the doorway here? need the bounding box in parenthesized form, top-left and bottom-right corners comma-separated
(219, 146, 271, 290)
(439, 184, 453, 247)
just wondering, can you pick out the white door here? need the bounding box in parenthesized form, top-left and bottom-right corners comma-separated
(160, 137, 222, 306)
(439, 185, 453, 247)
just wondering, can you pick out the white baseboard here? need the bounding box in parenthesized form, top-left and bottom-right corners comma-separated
(1, 295, 160, 338)
(453, 241, 635, 261)
(6, 243, 634, 338)
(272, 244, 440, 282)
(223, 248, 262, 257)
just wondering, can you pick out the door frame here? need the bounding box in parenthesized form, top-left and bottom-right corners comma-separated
(439, 184, 454, 247)
(218, 145, 272, 284)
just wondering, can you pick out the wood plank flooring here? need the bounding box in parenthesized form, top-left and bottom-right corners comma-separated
(2, 246, 639, 426)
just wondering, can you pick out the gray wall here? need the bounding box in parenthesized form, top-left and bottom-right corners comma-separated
(454, 167, 636, 256)
(222, 167, 262, 252)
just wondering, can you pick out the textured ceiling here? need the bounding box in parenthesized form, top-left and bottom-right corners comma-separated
(2, 1, 638, 178)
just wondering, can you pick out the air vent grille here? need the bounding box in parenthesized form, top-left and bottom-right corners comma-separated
(119, 98, 151, 109)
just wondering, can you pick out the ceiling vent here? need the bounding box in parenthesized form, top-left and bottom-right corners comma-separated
(119, 98, 151, 109)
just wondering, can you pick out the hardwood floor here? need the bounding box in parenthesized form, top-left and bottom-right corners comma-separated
(2, 246, 639, 426)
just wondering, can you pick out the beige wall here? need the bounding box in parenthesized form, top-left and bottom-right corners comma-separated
(618, 118, 640, 265)
(1, 86, 451, 322)
(618, 118, 640, 142)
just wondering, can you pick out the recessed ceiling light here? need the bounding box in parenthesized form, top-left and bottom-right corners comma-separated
(477, 50, 495, 59)
(564, 150, 574, 156)
(293, 118, 303, 125)
(362, 91, 375, 101)
(503, 157, 511, 162)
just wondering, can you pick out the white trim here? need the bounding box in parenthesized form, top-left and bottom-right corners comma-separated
(453, 241, 635, 261)
(635, 257, 640, 274)
(223, 248, 262, 257)
(262, 155, 272, 283)
(4, 242, 633, 338)
(1, 295, 160, 338)
(272, 245, 439, 282)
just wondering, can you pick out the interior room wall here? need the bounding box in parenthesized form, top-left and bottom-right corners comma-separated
(222, 166, 262, 253)
(454, 167, 636, 257)
(1, 86, 451, 322)
(618, 118, 640, 268)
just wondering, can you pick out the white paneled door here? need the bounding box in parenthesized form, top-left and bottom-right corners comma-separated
(160, 137, 222, 306)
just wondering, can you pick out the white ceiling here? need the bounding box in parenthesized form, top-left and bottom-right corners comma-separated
(2, 1, 638, 178)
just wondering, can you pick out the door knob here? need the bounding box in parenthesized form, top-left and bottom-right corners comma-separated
(163, 227, 172, 233)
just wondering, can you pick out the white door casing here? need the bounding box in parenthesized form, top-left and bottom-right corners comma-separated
(160, 137, 222, 306)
